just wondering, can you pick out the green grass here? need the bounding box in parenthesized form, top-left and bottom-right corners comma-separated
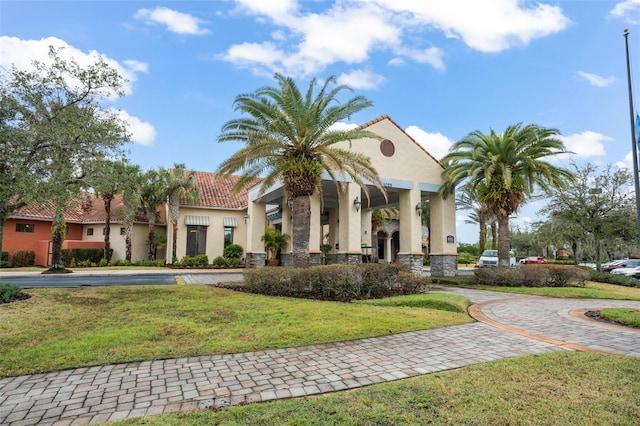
(116, 351, 640, 426)
(0, 286, 472, 377)
(462, 281, 640, 300)
(599, 308, 640, 328)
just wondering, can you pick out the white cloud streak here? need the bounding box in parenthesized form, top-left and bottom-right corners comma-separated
(610, 0, 640, 24)
(577, 71, 615, 87)
(135, 7, 210, 35)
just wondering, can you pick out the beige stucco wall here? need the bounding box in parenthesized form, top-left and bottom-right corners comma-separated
(82, 223, 165, 262)
(168, 207, 248, 262)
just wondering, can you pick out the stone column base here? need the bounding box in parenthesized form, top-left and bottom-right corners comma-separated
(429, 254, 458, 277)
(246, 252, 266, 268)
(397, 253, 424, 275)
(280, 253, 292, 267)
(335, 253, 362, 264)
(309, 252, 322, 266)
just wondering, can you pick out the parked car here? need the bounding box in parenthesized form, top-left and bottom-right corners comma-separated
(520, 256, 548, 264)
(602, 258, 640, 272)
(477, 250, 516, 267)
(610, 265, 640, 278)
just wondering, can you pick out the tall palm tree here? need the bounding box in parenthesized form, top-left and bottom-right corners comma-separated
(440, 123, 573, 266)
(164, 164, 200, 262)
(121, 164, 142, 262)
(140, 168, 166, 260)
(217, 73, 386, 268)
(456, 188, 495, 253)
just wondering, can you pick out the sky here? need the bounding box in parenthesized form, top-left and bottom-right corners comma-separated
(2, 0, 640, 244)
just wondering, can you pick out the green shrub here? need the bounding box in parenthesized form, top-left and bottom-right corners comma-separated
(11, 251, 36, 267)
(589, 270, 640, 288)
(0, 259, 11, 268)
(1, 251, 8, 262)
(213, 256, 228, 267)
(192, 254, 209, 266)
(179, 256, 193, 267)
(0, 283, 27, 303)
(223, 244, 244, 259)
(243, 264, 413, 302)
(156, 259, 166, 267)
(473, 264, 588, 287)
(98, 258, 109, 267)
(458, 252, 475, 265)
(62, 248, 111, 267)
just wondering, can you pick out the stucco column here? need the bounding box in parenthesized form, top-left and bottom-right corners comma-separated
(428, 192, 458, 276)
(309, 192, 322, 266)
(397, 187, 424, 274)
(280, 196, 293, 266)
(246, 198, 266, 268)
(338, 183, 362, 264)
(385, 237, 392, 263)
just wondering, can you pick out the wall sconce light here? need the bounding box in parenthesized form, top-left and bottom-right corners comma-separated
(353, 196, 361, 212)
(243, 214, 249, 224)
(287, 197, 293, 208)
(415, 203, 423, 216)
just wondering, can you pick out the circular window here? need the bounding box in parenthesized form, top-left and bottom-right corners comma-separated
(380, 139, 395, 157)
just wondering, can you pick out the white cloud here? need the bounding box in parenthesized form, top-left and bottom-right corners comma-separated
(357, 0, 570, 53)
(337, 69, 385, 90)
(134, 7, 210, 35)
(610, 0, 640, 24)
(0, 36, 146, 97)
(559, 131, 611, 158)
(224, 0, 569, 78)
(577, 71, 615, 87)
(405, 125, 453, 160)
(616, 151, 634, 170)
(112, 109, 156, 146)
(329, 122, 359, 131)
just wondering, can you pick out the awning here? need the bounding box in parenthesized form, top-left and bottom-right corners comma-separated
(223, 217, 238, 227)
(184, 215, 210, 226)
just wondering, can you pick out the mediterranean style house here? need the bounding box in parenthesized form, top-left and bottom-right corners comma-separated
(2, 115, 458, 276)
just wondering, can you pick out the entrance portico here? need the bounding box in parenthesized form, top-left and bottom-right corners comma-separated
(244, 115, 458, 276)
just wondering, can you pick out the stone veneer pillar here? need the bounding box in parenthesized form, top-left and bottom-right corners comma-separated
(429, 254, 458, 277)
(246, 252, 266, 268)
(397, 253, 424, 275)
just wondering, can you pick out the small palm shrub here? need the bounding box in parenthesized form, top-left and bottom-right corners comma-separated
(0, 283, 29, 303)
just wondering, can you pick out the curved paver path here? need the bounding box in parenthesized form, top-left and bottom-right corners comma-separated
(1, 284, 639, 425)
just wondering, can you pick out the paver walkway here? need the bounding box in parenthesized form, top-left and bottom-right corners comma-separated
(1, 283, 639, 425)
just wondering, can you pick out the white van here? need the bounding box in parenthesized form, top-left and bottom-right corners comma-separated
(477, 249, 516, 267)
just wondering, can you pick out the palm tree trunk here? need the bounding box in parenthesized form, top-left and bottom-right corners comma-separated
(490, 223, 497, 250)
(172, 219, 178, 262)
(292, 195, 311, 268)
(147, 210, 156, 260)
(497, 214, 511, 267)
(478, 219, 487, 253)
(103, 195, 112, 261)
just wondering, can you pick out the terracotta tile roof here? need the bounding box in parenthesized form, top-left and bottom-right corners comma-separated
(183, 170, 259, 209)
(11, 193, 166, 225)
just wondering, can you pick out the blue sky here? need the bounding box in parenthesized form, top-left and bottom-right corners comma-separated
(2, 0, 640, 244)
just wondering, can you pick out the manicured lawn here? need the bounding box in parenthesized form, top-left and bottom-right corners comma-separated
(115, 351, 640, 426)
(0, 285, 472, 377)
(599, 308, 640, 328)
(464, 281, 640, 300)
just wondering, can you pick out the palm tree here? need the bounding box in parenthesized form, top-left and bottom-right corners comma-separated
(456, 188, 495, 253)
(164, 164, 200, 263)
(121, 164, 142, 262)
(440, 123, 573, 266)
(89, 159, 127, 262)
(140, 168, 166, 260)
(217, 73, 386, 268)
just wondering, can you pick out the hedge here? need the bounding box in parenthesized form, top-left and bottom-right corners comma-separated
(473, 264, 590, 287)
(11, 251, 36, 267)
(61, 248, 112, 266)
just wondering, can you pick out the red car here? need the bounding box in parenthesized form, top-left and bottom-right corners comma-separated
(520, 256, 548, 264)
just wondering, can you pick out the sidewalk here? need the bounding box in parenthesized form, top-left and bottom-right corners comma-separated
(1, 287, 639, 425)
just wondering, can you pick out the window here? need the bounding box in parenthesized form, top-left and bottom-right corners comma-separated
(224, 227, 234, 248)
(86, 228, 94, 236)
(102, 227, 106, 236)
(186, 225, 207, 257)
(120, 227, 126, 236)
(16, 223, 34, 233)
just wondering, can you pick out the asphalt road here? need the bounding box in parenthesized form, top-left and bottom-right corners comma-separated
(0, 273, 178, 288)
